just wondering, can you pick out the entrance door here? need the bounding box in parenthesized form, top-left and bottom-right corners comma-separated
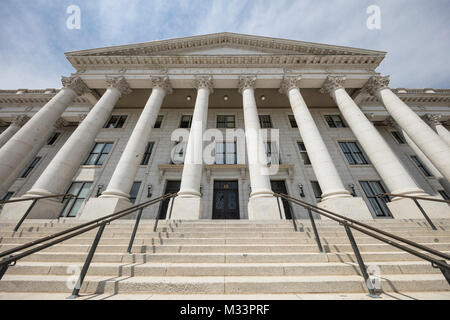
(158, 180, 181, 219)
(213, 181, 240, 219)
(270, 180, 293, 219)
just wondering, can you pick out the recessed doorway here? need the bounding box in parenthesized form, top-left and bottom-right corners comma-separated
(212, 181, 240, 219)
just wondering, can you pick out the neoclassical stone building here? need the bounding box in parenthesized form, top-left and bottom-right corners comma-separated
(0, 33, 449, 222)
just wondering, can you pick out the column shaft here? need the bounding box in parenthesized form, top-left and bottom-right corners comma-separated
(102, 78, 171, 199)
(436, 124, 450, 146)
(0, 124, 21, 148)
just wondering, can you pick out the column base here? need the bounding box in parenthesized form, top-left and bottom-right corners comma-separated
(170, 195, 203, 220)
(248, 195, 282, 220)
(387, 197, 450, 219)
(0, 197, 65, 221)
(318, 196, 373, 220)
(79, 197, 133, 220)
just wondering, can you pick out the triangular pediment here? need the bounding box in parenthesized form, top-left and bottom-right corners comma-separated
(66, 32, 386, 57)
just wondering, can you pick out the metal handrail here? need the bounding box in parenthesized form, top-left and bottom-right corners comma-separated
(0, 192, 177, 298)
(273, 193, 450, 296)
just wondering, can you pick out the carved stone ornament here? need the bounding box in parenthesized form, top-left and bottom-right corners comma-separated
(423, 113, 442, 126)
(194, 75, 214, 93)
(320, 76, 346, 94)
(78, 114, 88, 123)
(361, 75, 390, 96)
(13, 115, 30, 127)
(279, 76, 301, 95)
(105, 76, 132, 97)
(54, 118, 69, 129)
(382, 116, 396, 127)
(238, 75, 257, 94)
(61, 76, 91, 96)
(151, 76, 173, 94)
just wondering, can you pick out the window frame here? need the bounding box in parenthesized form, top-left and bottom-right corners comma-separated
(359, 180, 392, 218)
(154, 115, 164, 129)
(324, 114, 347, 128)
(438, 190, 450, 200)
(215, 141, 237, 165)
(216, 115, 236, 128)
(310, 181, 322, 202)
(179, 115, 193, 128)
(60, 181, 93, 218)
(104, 115, 128, 129)
(141, 142, 155, 166)
(47, 132, 61, 145)
(390, 131, 406, 144)
(410, 155, 433, 177)
(259, 115, 273, 128)
(129, 181, 142, 204)
(21, 157, 41, 178)
(265, 141, 281, 165)
(297, 142, 311, 165)
(84, 142, 114, 166)
(339, 141, 370, 165)
(288, 115, 298, 128)
(1, 191, 14, 202)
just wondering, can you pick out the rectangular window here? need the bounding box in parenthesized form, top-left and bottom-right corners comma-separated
(215, 142, 237, 165)
(325, 115, 346, 128)
(60, 182, 93, 218)
(339, 142, 369, 165)
(217, 115, 236, 128)
(21, 157, 41, 178)
(411, 155, 433, 177)
(438, 190, 450, 200)
(179, 115, 193, 128)
(391, 131, 406, 144)
(141, 142, 155, 166)
(104, 115, 127, 128)
(297, 142, 311, 165)
(265, 141, 281, 165)
(259, 115, 273, 128)
(129, 182, 141, 204)
(1, 192, 14, 202)
(171, 141, 186, 164)
(84, 142, 113, 166)
(311, 181, 322, 202)
(47, 132, 60, 145)
(154, 115, 164, 128)
(288, 115, 298, 128)
(360, 181, 392, 217)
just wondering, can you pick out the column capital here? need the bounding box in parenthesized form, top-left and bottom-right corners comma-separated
(61, 76, 91, 96)
(194, 75, 214, 93)
(151, 76, 173, 94)
(238, 75, 257, 94)
(106, 76, 132, 97)
(320, 75, 346, 94)
(12, 114, 30, 127)
(382, 116, 396, 127)
(54, 118, 69, 129)
(279, 76, 302, 95)
(361, 75, 390, 96)
(423, 113, 442, 126)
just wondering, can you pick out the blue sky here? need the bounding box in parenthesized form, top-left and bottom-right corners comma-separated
(0, 0, 449, 89)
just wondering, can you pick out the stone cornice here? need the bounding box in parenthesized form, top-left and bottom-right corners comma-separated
(194, 75, 214, 93)
(320, 76, 346, 94)
(423, 113, 442, 126)
(61, 76, 91, 96)
(360, 89, 450, 104)
(105, 76, 132, 97)
(151, 76, 173, 94)
(0, 92, 91, 105)
(279, 76, 302, 95)
(361, 75, 390, 96)
(238, 76, 257, 94)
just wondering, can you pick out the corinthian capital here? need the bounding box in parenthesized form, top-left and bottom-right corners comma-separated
(61, 76, 91, 96)
(106, 76, 132, 97)
(361, 75, 390, 96)
(320, 76, 346, 94)
(151, 76, 173, 94)
(194, 75, 214, 93)
(423, 113, 442, 127)
(238, 76, 257, 94)
(13, 115, 30, 127)
(279, 76, 301, 95)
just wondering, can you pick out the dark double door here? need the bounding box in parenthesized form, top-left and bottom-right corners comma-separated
(212, 181, 240, 219)
(158, 181, 181, 219)
(270, 180, 293, 219)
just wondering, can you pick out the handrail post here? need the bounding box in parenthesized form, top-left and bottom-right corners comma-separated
(343, 224, 380, 298)
(412, 199, 437, 230)
(127, 208, 143, 253)
(67, 223, 107, 299)
(433, 260, 450, 285)
(307, 208, 323, 253)
(0, 256, 14, 280)
(13, 199, 38, 232)
(153, 205, 163, 232)
(168, 197, 175, 220)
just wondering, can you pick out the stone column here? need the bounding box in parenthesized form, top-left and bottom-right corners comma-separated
(171, 76, 213, 220)
(238, 76, 280, 220)
(0, 115, 30, 148)
(27, 76, 132, 199)
(280, 76, 372, 220)
(424, 114, 450, 146)
(363, 76, 450, 181)
(0, 76, 90, 196)
(322, 76, 449, 219)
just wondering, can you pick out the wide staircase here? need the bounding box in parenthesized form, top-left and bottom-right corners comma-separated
(0, 218, 449, 299)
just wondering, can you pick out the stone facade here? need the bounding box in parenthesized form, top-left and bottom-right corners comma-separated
(0, 33, 449, 221)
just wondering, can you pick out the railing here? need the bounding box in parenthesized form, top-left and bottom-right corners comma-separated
(0, 194, 76, 232)
(274, 193, 450, 297)
(0, 193, 177, 299)
(376, 193, 450, 231)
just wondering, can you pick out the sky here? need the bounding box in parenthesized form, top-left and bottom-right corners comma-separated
(0, 0, 449, 89)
